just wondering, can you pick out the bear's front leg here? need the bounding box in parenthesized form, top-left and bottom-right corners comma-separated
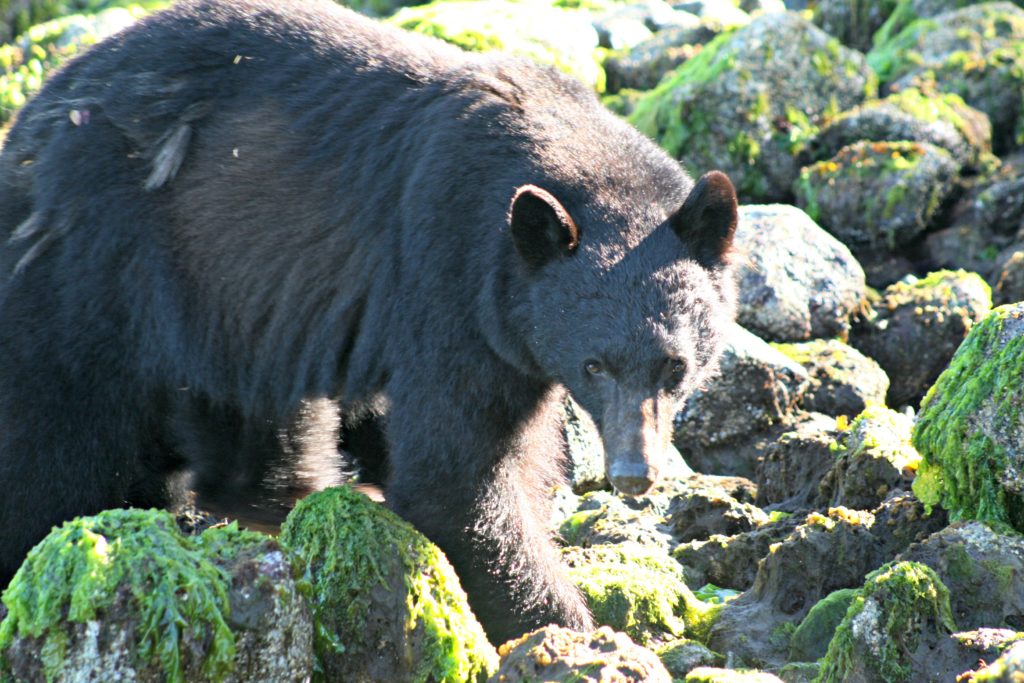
(385, 383, 593, 645)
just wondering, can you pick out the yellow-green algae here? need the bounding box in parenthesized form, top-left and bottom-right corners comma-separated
(562, 543, 720, 645)
(279, 486, 497, 683)
(388, 0, 604, 91)
(816, 561, 955, 683)
(829, 404, 921, 473)
(912, 304, 1024, 532)
(0, 509, 264, 683)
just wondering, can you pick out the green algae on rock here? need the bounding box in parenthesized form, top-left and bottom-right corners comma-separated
(912, 303, 1024, 532)
(817, 405, 920, 511)
(816, 561, 956, 683)
(562, 543, 718, 645)
(849, 269, 993, 407)
(489, 625, 673, 683)
(280, 486, 497, 683)
(388, 0, 603, 90)
(788, 588, 858, 662)
(812, 87, 994, 171)
(0, 508, 311, 683)
(628, 11, 875, 202)
(772, 339, 888, 417)
(793, 141, 958, 256)
(867, 2, 1024, 152)
(684, 666, 785, 682)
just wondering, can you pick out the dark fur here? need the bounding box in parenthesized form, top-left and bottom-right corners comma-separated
(0, 0, 737, 642)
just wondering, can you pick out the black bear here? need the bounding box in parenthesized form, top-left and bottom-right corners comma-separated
(0, 0, 738, 643)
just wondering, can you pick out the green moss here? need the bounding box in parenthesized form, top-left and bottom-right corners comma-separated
(912, 304, 1024, 531)
(563, 543, 719, 645)
(280, 486, 496, 683)
(790, 588, 859, 662)
(0, 509, 243, 682)
(816, 561, 956, 683)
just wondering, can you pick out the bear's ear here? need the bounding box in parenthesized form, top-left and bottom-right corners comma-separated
(670, 170, 738, 266)
(509, 185, 580, 269)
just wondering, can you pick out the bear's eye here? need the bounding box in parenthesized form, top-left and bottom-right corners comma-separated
(669, 358, 687, 383)
(584, 360, 604, 376)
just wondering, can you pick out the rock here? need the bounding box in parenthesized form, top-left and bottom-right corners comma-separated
(867, 2, 1024, 153)
(630, 12, 875, 202)
(388, 0, 603, 90)
(812, 88, 993, 171)
(685, 668, 784, 682)
(916, 629, 1024, 683)
(673, 514, 803, 591)
(603, 24, 708, 93)
(675, 324, 809, 478)
(755, 411, 839, 511)
(921, 224, 1012, 283)
(772, 340, 888, 417)
(0, 509, 312, 683)
(564, 395, 608, 494)
(704, 496, 946, 668)
(812, 0, 898, 52)
(816, 561, 956, 683)
(897, 521, 1024, 632)
(964, 176, 1024, 236)
(994, 249, 1024, 305)
(912, 303, 1024, 532)
(560, 490, 675, 552)
(817, 406, 919, 511)
(735, 205, 867, 342)
(793, 141, 959, 258)
(591, 2, 655, 50)
(672, 0, 751, 30)
(666, 484, 769, 543)
(562, 543, 711, 646)
(280, 486, 497, 683)
(849, 269, 993, 407)
(788, 587, 859, 662)
(657, 638, 725, 677)
(490, 625, 672, 683)
(963, 638, 1024, 682)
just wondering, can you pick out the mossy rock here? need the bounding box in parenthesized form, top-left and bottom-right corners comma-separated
(0, 508, 312, 682)
(559, 491, 674, 550)
(684, 666, 785, 682)
(1, 4, 160, 125)
(871, 0, 1024, 52)
(788, 587, 858, 662)
(867, 2, 1024, 152)
(489, 625, 673, 682)
(849, 269, 993, 407)
(817, 405, 920, 511)
(388, 0, 603, 90)
(793, 140, 958, 256)
(280, 486, 497, 683)
(772, 339, 888, 417)
(812, 87, 994, 171)
(912, 303, 1024, 532)
(656, 637, 725, 677)
(629, 11, 875, 202)
(817, 561, 956, 683)
(562, 543, 717, 645)
(969, 639, 1024, 681)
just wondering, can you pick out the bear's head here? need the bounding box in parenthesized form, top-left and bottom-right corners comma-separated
(508, 171, 738, 496)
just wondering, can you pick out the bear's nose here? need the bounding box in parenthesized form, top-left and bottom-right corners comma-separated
(607, 461, 658, 497)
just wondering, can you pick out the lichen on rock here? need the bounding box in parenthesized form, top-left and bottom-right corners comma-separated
(280, 485, 498, 683)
